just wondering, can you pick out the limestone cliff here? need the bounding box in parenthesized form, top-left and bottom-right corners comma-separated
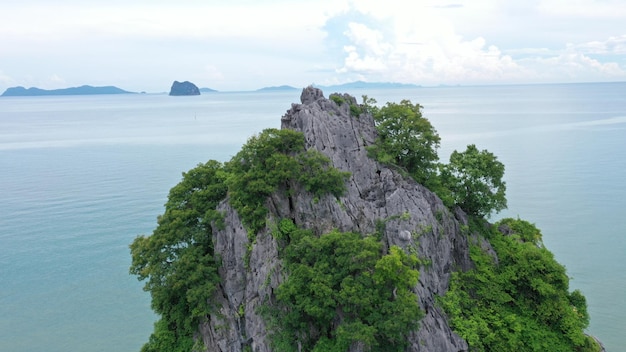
(199, 87, 475, 351)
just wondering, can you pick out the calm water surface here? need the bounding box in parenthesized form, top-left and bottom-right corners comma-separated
(0, 84, 624, 351)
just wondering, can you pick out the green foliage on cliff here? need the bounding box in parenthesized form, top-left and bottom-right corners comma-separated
(225, 128, 350, 234)
(366, 99, 441, 184)
(264, 221, 422, 351)
(363, 98, 507, 217)
(130, 129, 350, 351)
(130, 93, 597, 352)
(440, 218, 601, 352)
(130, 160, 227, 351)
(439, 144, 507, 217)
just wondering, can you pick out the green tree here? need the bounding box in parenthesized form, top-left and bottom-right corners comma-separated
(131, 129, 351, 350)
(266, 225, 422, 351)
(440, 218, 601, 352)
(368, 100, 441, 184)
(440, 144, 507, 217)
(129, 160, 227, 350)
(225, 128, 350, 234)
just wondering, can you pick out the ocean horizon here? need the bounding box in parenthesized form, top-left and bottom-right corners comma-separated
(1, 82, 624, 351)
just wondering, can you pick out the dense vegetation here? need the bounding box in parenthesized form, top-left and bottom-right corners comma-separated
(264, 220, 422, 351)
(130, 93, 598, 352)
(440, 218, 600, 351)
(225, 128, 349, 234)
(364, 97, 598, 351)
(364, 97, 507, 218)
(130, 128, 350, 351)
(129, 160, 226, 351)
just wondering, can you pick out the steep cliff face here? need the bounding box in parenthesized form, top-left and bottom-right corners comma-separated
(199, 87, 476, 351)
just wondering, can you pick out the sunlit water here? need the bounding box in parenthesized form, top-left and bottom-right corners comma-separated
(1, 83, 624, 351)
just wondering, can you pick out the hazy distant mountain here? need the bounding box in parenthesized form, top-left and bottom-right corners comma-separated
(256, 85, 299, 92)
(316, 81, 421, 90)
(1, 85, 135, 97)
(199, 87, 218, 93)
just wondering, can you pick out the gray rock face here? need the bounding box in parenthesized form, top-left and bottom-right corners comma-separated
(169, 80, 200, 96)
(201, 86, 472, 351)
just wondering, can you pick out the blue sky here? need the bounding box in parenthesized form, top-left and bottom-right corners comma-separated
(1, 0, 625, 92)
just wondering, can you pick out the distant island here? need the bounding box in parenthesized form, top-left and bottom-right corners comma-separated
(256, 85, 298, 92)
(1, 85, 135, 97)
(0, 80, 424, 97)
(169, 81, 200, 96)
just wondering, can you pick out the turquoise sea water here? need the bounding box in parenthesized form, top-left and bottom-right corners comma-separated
(1, 83, 624, 351)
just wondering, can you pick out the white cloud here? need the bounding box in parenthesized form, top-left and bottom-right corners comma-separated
(0, 70, 16, 87)
(48, 74, 66, 84)
(344, 22, 392, 57)
(329, 3, 626, 85)
(538, 0, 626, 19)
(332, 7, 529, 84)
(202, 65, 225, 83)
(0, 2, 328, 41)
(522, 53, 625, 81)
(571, 35, 626, 55)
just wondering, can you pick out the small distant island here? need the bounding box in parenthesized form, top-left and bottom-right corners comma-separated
(199, 87, 218, 93)
(169, 81, 200, 96)
(1, 85, 134, 97)
(256, 85, 298, 92)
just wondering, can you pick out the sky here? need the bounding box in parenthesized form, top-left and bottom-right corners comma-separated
(1, 0, 625, 92)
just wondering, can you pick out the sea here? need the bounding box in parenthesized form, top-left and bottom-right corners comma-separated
(0, 82, 624, 351)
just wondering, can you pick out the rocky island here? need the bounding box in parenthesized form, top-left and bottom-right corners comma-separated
(130, 87, 604, 352)
(169, 80, 201, 96)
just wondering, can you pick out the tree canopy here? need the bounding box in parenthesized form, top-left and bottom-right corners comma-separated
(364, 98, 506, 218)
(265, 221, 422, 352)
(367, 99, 441, 184)
(439, 144, 507, 217)
(129, 160, 227, 351)
(225, 128, 350, 234)
(440, 218, 600, 352)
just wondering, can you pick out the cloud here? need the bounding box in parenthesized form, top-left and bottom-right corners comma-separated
(329, 6, 529, 84)
(538, 0, 626, 19)
(326, 3, 626, 85)
(571, 35, 626, 55)
(521, 53, 625, 81)
(0, 71, 16, 90)
(48, 74, 66, 84)
(431, 4, 464, 9)
(203, 65, 225, 82)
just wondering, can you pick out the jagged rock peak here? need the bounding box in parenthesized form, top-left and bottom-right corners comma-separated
(300, 85, 325, 104)
(201, 87, 472, 352)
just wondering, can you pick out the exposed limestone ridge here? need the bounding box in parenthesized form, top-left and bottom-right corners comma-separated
(201, 86, 474, 351)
